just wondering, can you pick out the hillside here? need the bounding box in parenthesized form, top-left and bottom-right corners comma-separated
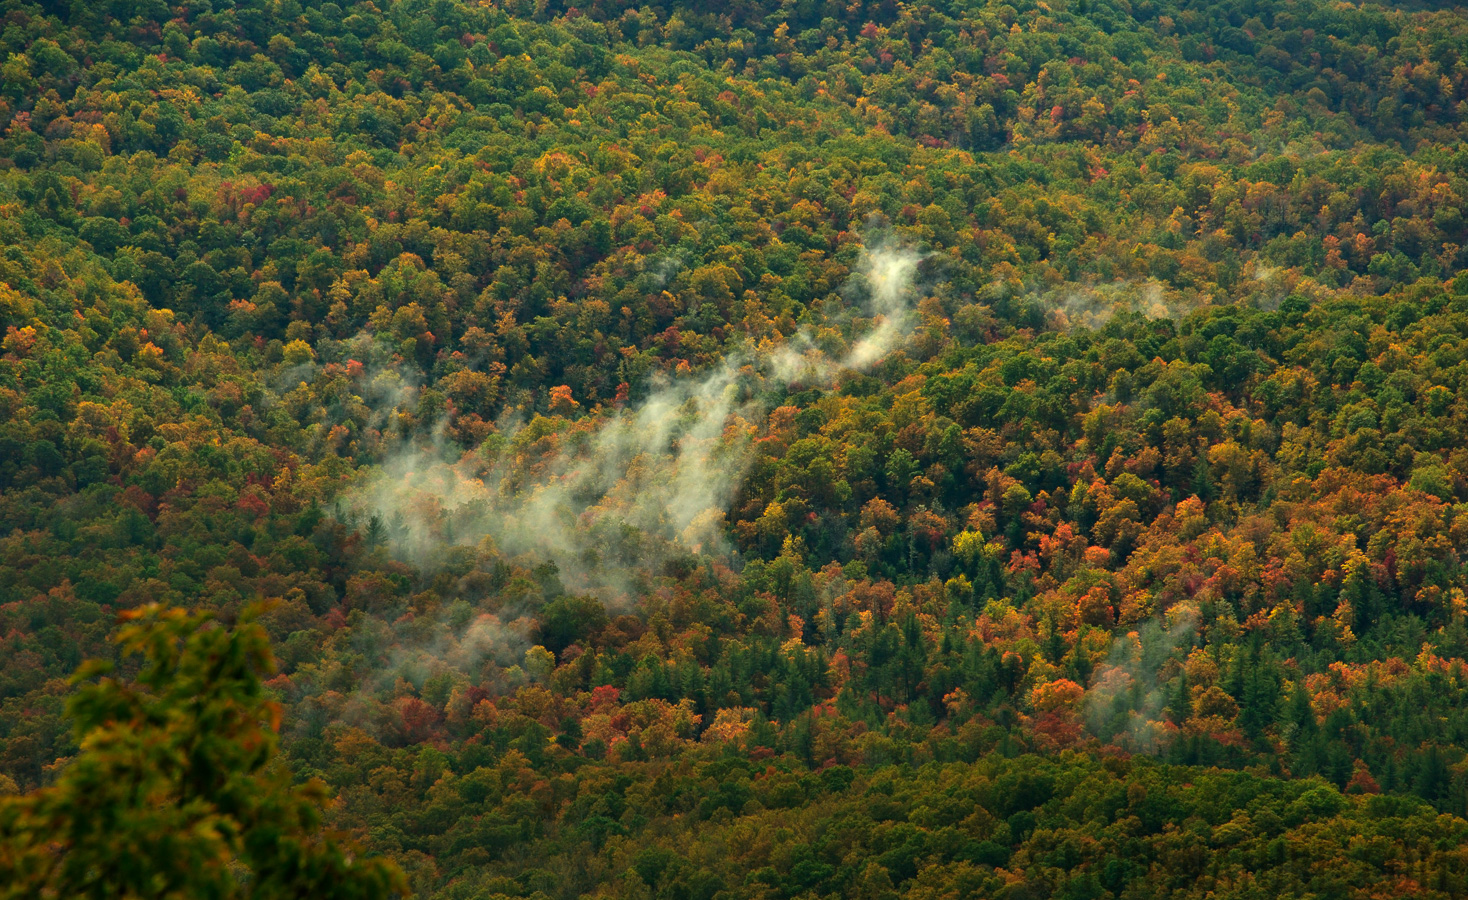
(7, 0, 1468, 896)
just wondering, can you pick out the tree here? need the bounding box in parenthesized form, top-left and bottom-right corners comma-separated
(0, 603, 405, 900)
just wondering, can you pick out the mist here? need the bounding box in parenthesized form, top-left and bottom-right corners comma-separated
(348, 357, 758, 599)
(843, 242, 925, 369)
(1083, 603, 1199, 750)
(1041, 279, 1199, 331)
(766, 240, 926, 384)
(340, 239, 928, 602)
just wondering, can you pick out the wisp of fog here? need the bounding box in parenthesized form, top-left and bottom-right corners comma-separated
(341, 240, 927, 602)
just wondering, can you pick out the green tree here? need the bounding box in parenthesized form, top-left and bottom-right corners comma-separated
(0, 603, 405, 900)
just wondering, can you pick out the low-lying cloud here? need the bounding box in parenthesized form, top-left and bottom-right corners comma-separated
(1042, 279, 1197, 331)
(339, 239, 929, 602)
(1084, 603, 1199, 750)
(769, 240, 926, 383)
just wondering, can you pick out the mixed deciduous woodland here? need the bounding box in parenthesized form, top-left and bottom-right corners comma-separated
(8, 0, 1468, 896)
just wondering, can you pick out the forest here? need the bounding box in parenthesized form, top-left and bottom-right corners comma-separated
(8, 0, 1468, 896)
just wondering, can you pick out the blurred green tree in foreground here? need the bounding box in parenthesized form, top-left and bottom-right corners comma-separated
(0, 603, 404, 900)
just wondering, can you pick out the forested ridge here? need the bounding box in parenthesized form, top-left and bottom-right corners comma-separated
(9, 0, 1468, 896)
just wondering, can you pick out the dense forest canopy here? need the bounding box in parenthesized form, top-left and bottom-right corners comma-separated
(9, 0, 1468, 896)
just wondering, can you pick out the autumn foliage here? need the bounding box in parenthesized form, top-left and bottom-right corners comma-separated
(7, 0, 1468, 896)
